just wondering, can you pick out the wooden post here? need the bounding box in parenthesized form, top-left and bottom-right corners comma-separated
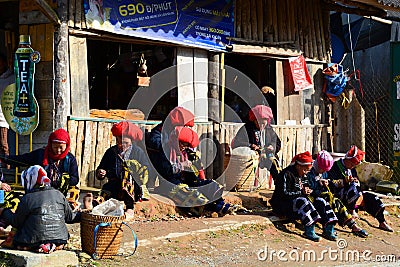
(208, 53, 220, 121)
(208, 52, 220, 179)
(54, 0, 70, 129)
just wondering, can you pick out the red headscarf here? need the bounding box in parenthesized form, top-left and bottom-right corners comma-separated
(345, 145, 365, 165)
(42, 128, 70, 166)
(291, 151, 313, 165)
(111, 121, 143, 141)
(176, 126, 199, 148)
(168, 107, 195, 127)
(248, 105, 274, 125)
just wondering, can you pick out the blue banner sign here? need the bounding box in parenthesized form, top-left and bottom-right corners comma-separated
(84, 0, 234, 50)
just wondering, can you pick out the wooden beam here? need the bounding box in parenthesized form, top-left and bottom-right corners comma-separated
(232, 44, 302, 57)
(322, 0, 387, 17)
(34, 0, 61, 25)
(348, 0, 400, 12)
(227, 37, 295, 47)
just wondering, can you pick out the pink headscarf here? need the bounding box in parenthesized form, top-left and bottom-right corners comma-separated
(248, 105, 274, 125)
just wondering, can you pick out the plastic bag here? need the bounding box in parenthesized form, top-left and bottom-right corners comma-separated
(91, 198, 125, 216)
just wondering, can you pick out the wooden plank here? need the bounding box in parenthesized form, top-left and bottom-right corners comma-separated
(69, 35, 90, 117)
(94, 122, 106, 188)
(250, 0, 258, 41)
(193, 50, 208, 121)
(235, 0, 242, 38)
(68, 0, 75, 27)
(296, 1, 304, 55)
(256, 0, 263, 42)
(285, 0, 292, 45)
(81, 0, 87, 29)
(311, 0, 322, 60)
(289, 0, 297, 48)
(308, 1, 318, 60)
(242, 0, 250, 39)
(19, 25, 29, 35)
(264, 0, 273, 42)
(88, 122, 98, 187)
(36, 24, 46, 58)
(275, 61, 286, 125)
(44, 24, 54, 62)
(231, 44, 301, 56)
(281, 127, 289, 168)
(177, 47, 194, 114)
(271, 0, 278, 42)
(67, 119, 78, 156)
(75, 120, 85, 185)
(80, 121, 93, 187)
(278, 0, 287, 42)
(314, 1, 327, 60)
(100, 122, 113, 188)
(75, 0, 82, 28)
(28, 25, 38, 50)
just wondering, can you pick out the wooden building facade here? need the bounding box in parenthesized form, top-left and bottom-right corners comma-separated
(1, 0, 397, 187)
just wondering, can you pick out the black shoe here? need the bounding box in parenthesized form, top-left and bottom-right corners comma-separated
(352, 229, 368, 238)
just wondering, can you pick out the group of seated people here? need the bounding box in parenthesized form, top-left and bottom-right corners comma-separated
(0, 106, 237, 253)
(270, 147, 394, 242)
(0, 104, 392, 253)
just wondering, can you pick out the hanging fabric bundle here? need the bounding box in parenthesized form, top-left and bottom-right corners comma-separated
(322, 63, 349, 102)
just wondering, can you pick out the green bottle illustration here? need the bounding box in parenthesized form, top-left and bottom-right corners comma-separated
(13, 35, 35, 117)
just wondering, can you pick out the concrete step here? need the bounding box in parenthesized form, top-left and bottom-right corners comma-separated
(0, 249, 79, 267)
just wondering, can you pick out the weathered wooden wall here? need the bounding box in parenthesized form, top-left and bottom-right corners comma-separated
(234, 0, 329, 61)
(68, 118, 328, 188)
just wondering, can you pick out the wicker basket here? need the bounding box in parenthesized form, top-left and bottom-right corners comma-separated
(225, 152, 259, 192)
(80, 212, 126, 259)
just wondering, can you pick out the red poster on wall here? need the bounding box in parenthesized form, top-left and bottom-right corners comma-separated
(288, 55, 313, 91)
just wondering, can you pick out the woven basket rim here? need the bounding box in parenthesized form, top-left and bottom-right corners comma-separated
(81, 212, 126, 222)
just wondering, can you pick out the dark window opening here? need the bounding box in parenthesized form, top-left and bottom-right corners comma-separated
(224, 54, 276, 123)
(87, 40, 176, 119)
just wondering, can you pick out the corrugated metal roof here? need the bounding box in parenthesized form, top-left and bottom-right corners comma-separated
(378, 0, 400, 8)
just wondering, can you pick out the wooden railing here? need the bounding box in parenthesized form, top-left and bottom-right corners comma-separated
(67, 117, 328, 188)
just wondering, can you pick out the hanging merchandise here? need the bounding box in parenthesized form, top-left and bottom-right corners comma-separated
(136, 53, 150, 87)
(288, 55, 313, 91)
(322, 63, 349, 101)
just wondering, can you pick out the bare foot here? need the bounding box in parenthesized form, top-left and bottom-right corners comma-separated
(83, 193, 93, 210)
(125, 209, 135, 221)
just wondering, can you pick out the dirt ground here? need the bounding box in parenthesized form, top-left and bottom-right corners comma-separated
(71, 190, 400, 267)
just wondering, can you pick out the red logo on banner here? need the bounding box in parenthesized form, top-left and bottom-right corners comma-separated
(288, 55, 313, 91)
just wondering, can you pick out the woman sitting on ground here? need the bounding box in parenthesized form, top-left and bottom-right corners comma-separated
(231, 105, 281, 180)
(85, 121, 150, 217)
(269, 151, 338, 242)
(1, 129, 80, 211)
(306, 150, 368, 238)
(0, 165, 78, 253)
(156, 126, 235, 216)
(146, 106, 195, 189)
(326, 145, 393, 232)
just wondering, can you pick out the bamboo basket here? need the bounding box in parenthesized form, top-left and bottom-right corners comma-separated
(80, 212, 126, 259)
(225, 151, 259, 192)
